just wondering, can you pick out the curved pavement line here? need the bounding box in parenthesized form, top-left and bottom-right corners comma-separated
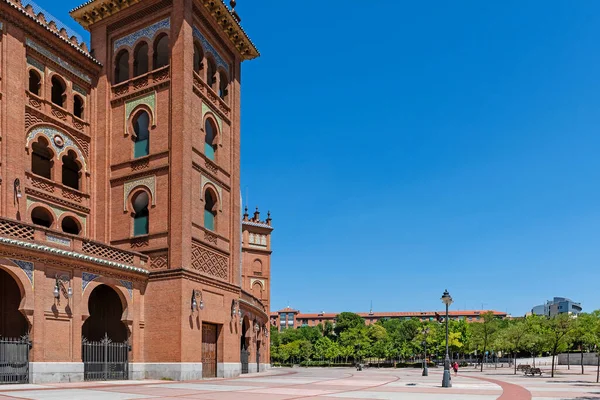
(287, 371, 403, 400)
(468, 375, 532, 400)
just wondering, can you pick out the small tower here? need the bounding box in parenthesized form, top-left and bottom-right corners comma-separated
(242, 207, 273, 311)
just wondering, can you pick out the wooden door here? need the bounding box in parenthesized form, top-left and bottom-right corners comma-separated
(202, 323, 217, 378)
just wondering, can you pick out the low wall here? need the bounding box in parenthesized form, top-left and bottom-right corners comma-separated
(558, 353, 599, 366)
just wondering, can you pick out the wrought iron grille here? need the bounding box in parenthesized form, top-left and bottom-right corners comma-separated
(82, 335, 129, 381)
(0, 336, 30, 384)
(241, 349, 249, 374)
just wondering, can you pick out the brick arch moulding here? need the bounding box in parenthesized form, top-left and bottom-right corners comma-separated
(125, 92, 157, 132)
(26, 125, 88, 171)
(123, 176, 156, 211)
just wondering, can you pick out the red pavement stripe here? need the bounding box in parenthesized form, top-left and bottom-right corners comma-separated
(468, 375, 532, 400)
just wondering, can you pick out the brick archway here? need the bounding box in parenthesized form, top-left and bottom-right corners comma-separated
(82, 284, 128, 342)
(0, 268, 28, 338)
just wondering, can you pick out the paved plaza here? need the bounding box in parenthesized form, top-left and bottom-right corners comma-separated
(0, 367, 600, 400)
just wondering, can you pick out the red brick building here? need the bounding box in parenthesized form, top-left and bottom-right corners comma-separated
(271, 308, 508, 331)
(0, 0, 271, 383)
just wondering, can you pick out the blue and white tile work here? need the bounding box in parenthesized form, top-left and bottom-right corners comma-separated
(27, 56, 45, 73)
(26, 39, 92, 84)
(119, 280, 133, 298)
(73, 84, 87, 96)
(10, 259, 34, 287)
(26, 126, 88, 171)
(21, 0, 85, 44)
(82, 272, 99, 292)
(114, 18, 170, 51)
(193, 26, 229, 71)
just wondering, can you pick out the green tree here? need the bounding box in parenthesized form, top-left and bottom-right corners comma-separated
(546, 314, 575, 378)
(298, 340, 313, 361)
(498, 318, 531, 374)
(334, 312, 365, 337)
(569, 313, 597, 374)
(470, 312, 500, 371)
(314, 336, 334, 361)
(340, 325, 370, 362)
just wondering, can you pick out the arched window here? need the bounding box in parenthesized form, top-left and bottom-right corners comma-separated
(193, 43, 204, 74)
(132, 191, 149, 236)
(132, 111, 150, 158)
(28, 69, 41, 95)
(134, 42, 149, 77)
(218, 70, 228, 100)
(31, 207, 53, 228)
(31, 137, 53, 179)
(62, 150, 81, 190)
(61, 216, 81, 235)
(115, 50, 130, 84)
(204, 189, 217, 231)
(73, 95, 84, 119)
(51, 76, 66, 108)
(204, 119, 217, 160)
(207, 58, 217, 91)
(153, 34, 169, 69)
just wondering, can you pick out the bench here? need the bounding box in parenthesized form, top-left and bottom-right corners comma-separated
(524, 367, 542, 376)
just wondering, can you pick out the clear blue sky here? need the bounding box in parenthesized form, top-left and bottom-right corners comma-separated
(40, 1, 600, 316)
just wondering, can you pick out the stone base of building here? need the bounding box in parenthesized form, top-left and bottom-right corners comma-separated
(217, 362, 241, 378)
(259, 363, 271, 372)
(29, 362, 84, 384)
(134, 363, 203, 381)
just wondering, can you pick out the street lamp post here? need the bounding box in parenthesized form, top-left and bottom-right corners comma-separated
(441, 289, 453, 388)
(422, 327, 430, 376)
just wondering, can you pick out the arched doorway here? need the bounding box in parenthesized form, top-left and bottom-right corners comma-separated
(0, 268, 30, 384)
(82, 285, 129, 381)
(240, 318, 249, 374)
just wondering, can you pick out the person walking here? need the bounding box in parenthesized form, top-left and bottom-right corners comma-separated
(452, 361, 459, 376)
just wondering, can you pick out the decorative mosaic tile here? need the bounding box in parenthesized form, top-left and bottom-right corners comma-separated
(82, 272, 99, 292)
(46, 234, 71, 247)
(123, 175, 156, 211)
(202, 103, 223, 132)
(201, 175, 223, 211)
(27, 56, 45, 73)
(10, 259, 34, 288)
(26, 197, 87, 235)
(114, 18, 170, 51)
(193, 26, 229, 71)
(125, 92, 156, 129)
(119, 280, 133, 299)
(72, 84, 87, 96)
(26, 126, 87, 171)
(0, 22, 3, 31)
(26, 39, 91, 83)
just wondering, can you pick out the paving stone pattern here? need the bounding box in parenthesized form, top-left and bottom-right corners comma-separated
(1, 367, 600, 399)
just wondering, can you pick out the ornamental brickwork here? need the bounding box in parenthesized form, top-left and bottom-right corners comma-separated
(0, 0, 270, 382)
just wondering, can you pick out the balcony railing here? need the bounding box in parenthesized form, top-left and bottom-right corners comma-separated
(192, 72, 231, 119)
(0, 217, 148, 273)
(111, 66, 170, 100)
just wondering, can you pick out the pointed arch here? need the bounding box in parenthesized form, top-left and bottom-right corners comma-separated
(26, 125, 88, 172)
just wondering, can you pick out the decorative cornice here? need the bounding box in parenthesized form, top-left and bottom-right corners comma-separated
(24, 188, 91, 214)
(70, 0, 143, 30)
(2, 0, 98, 62)
(198, 0, 259, 61)
(243, 220, 273, 230)
(0, 236, 149, 275)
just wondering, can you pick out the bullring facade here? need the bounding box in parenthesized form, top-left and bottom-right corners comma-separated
(0, 0, 271, 383)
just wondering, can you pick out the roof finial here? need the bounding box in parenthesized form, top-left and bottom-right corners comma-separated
(253, 207, 260, 221)
(243, 206, 249, 221)
(266, 210, 272, 226)
(230, 0, 241, 22)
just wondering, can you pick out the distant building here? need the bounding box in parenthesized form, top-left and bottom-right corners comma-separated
(531, 297, 582, 317)
(271, 307, 508, 331)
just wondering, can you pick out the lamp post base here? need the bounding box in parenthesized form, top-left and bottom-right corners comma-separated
(422, 366, 428, 376)
(442, 369, 452, 388)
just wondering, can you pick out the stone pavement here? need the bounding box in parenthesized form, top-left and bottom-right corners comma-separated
(0, 366, 599, 399)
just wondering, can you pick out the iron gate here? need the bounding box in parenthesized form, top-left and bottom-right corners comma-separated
(241, 349, 249, 374)
(82, 335, 129, 381)
(0, 336, 30, 384)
